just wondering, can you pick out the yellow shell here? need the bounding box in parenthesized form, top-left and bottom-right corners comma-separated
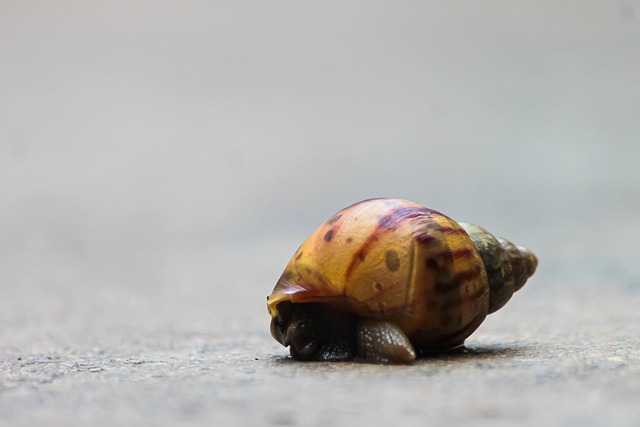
(267, 198, 537, 363)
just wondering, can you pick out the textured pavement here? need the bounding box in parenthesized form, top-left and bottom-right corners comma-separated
(2, 272, 640, 427)
(2, 2, 640, 426)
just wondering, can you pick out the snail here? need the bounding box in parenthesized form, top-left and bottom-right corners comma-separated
(267, 198, 537, 364)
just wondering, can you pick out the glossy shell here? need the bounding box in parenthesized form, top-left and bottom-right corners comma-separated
(267, 198, 494, 351)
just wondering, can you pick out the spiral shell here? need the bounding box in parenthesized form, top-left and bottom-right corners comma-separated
(267, 198, 537, 363)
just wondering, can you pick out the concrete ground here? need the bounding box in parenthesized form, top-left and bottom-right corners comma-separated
(2, 257, 639, 427)
(2, 2, 640, 426)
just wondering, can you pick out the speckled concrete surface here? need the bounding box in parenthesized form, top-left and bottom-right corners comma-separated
(2, 284, 640, 427)
(2, 2, 640, 426)
(2, 244, 640, 427)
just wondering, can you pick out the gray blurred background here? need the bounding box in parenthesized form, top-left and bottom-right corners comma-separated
(1, 2, 640, 426)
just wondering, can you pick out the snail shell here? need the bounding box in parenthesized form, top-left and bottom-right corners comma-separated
(267, 198, 537, 364)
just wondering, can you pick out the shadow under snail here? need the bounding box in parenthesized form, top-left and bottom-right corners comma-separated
(267, 198, 538, 364)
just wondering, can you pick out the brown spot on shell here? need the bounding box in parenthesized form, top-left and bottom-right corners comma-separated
(346, 237, 353, 243)
(385, 250, 401, 272)
(373, 282, 383, 291)
(324, 229, 334, 242)
(425, 257, 440, 270)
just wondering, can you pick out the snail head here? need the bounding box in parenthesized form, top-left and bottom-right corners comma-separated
(270, 302, 357, 361)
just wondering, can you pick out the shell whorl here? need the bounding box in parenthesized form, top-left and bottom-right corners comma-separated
(460, 223, 538, 314)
